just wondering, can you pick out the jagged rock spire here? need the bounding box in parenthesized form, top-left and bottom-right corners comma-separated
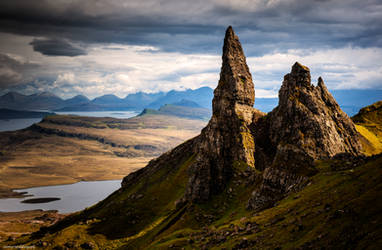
(213, 26, 255, 117)
(184, 26, 257, 203)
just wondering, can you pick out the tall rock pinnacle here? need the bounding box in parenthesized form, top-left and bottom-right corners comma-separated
(184, 26, 257, 203)
(213, 26, 255, 115)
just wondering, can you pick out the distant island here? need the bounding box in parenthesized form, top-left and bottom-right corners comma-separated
(21, 197, 61, 204)
(0, 109, 55, 120)
(139, 99, 212, 121)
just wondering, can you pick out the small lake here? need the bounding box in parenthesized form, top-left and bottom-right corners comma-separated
(0, 180, 121, 213)
(0, 118, 42, 132)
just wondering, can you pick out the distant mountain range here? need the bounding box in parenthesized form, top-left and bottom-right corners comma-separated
(0, 89, 206, 112)
(146, 87, 213, 109)
(0, 88, 380, 116)
(0, 92, 67, 110)
(254, 89, 382, 116)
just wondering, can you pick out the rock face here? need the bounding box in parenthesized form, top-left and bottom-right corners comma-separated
(247, 62, 363, 210)
(184, 26, 258, 202)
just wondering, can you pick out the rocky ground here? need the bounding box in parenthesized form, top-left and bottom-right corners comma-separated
(0, 210, 66, 243)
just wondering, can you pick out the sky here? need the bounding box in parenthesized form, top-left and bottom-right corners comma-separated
(0, 0, 381, 99)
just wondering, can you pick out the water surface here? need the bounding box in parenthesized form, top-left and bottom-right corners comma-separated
(0, 180, 121, 213)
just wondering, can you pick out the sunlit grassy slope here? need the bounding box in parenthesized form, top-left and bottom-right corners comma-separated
(352, 101, 382, 155)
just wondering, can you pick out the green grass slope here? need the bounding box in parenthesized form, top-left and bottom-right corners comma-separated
(352, 101, 382, 155)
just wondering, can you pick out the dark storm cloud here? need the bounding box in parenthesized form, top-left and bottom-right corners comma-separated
(30, 38, 87, 57)
(0, 53, 39, 87)
(0, 0, 379, 56)
(0, 0, 381, 56)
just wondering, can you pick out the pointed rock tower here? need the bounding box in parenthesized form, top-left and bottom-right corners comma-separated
(184, 26, 257, 202)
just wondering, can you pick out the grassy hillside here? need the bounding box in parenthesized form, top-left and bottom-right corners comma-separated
(352, 101, 382, 155)
(6, 153, 381, 249)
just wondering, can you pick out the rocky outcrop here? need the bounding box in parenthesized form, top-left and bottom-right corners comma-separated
(268, 62, 361, 159)
(184, 26, 259, 202)
(247, 62, 363, 210)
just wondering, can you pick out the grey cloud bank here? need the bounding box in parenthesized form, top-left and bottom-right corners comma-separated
(0, 53, 40, 88)
(0, 0, 381, 98)
(1, 0, 381, 54)
(30, 38, 87, 57)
